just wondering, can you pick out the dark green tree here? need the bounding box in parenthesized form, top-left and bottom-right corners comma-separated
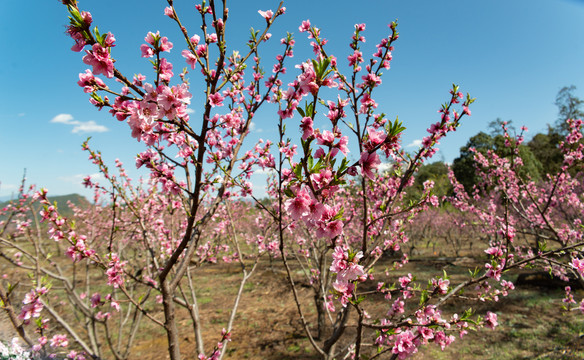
(487, 118, 513, 137)
(407, 161, 452, 202)
(555, 85, 584, 135)
(527, 126, 564, 175)
(452, 130, 542, 194)
(453, 87, 583, 193)
(451, 131, 493, 194)
(525, 86, 583, 175)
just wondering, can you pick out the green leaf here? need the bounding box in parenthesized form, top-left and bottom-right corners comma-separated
(387, 116, 406, 137)
(442, 269, 449, 280)
(311, 59, 319, 74)
(461, 307, 474, 321)
(313, 157, 323, 172)
(68, 6, 84, 25)
(93, 26, 102, 45)
(337, 158, 349, 173)
(305, 101, 315, 118)
(35, 317, 44, 328)
(332, 207, 344, 221)
(419, 290, 429, 305)
(293, 163, 302, 179)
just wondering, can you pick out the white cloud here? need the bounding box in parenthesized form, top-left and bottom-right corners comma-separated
(253, 167, 276, 175)
(0, 183, 17, 190)
(378, 162, 393, 172)
(51, 114, 75, 124)
(251, 181, 268, 198)
(51, 113, 109, 134)
(0, 183, 18, 196)
(185, 108, 195, 114)
(406, 139, 422, 148)
(71, 120, 108, 134)
(249, 121, 263, 133)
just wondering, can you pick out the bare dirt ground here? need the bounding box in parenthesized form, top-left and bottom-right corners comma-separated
(2, 252, 583, 359)
(125, 256, 584, 360)
(0, 312, 19, 341)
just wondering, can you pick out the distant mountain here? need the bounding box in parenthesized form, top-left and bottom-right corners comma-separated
(0, 193, 91, 218)
(45, 194, 91, 214)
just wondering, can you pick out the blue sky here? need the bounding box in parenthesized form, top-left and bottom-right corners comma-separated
(2, 0, 584, 199)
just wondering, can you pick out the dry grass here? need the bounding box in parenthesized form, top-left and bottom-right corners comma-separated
(2, 235, 583, 359)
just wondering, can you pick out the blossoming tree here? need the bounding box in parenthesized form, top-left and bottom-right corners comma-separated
(1, 0, 583, 359)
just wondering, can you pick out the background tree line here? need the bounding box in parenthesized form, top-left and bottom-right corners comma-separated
(407, 85, 584, 199)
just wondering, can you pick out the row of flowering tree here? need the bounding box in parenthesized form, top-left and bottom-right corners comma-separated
(449, 120, 584, 305)
(1, 0, 583, 359)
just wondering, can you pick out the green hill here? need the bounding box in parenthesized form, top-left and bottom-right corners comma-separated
(0, 193, 91, 219)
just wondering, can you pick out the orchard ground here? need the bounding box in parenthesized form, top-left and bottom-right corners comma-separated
(132, 257, 584, 359)
(2, 1, 583, 357)
(2, 233, 583, 360)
